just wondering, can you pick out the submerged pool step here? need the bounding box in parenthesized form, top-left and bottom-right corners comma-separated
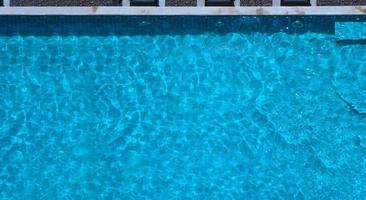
(335, 22, 366, 40)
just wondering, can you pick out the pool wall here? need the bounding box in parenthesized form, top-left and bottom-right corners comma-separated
(0, 6, 366, 15)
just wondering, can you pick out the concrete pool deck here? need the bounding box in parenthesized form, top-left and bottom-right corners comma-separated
(0, 6, 366, 15)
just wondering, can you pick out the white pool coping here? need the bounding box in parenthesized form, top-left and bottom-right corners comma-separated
(0, 6, 365, 15)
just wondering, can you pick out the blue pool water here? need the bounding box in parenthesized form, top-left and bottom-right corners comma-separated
(0, 16, 366, 199)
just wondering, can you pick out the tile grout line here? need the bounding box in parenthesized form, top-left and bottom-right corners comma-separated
(122, 0, 130, 7)
(160, 0, 166, 7)
(3, 0, 10, 7)
(234, 0, 240, 7)
(197, 0, 205, 7)
(273, 0, 281, 6)
(311, 0, 317, 6)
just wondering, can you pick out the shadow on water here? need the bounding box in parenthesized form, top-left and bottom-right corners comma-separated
(0, 16, 361, 36)
(336, 39, 366, 46)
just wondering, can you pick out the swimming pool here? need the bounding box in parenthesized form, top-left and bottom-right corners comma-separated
(0, 16, 365, 199)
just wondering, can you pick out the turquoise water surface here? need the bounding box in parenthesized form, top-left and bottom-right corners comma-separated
(0, 16, 366, 199)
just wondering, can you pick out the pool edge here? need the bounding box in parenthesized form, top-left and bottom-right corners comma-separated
(0, 6, 365, 15)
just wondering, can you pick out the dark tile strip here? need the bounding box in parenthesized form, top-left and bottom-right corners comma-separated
(317, 0, 366, 6)
(240, 0, 272, 6)
(165, 0, 197, 6)
(11, 0, 122, 6)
